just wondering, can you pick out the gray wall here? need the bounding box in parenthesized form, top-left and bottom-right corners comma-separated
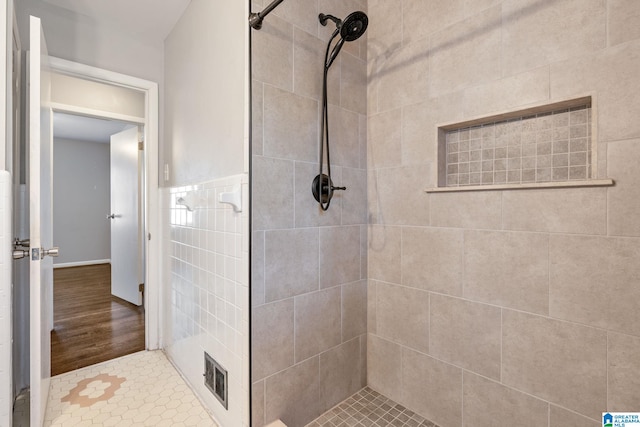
(250, 0, 368, 425)
(53, 138, 110, 265)
(366, 1, 640, 427)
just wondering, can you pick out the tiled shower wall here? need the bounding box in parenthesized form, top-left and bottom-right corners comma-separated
(162, 174, 249, 427)
(367, 1, 640, 426)
(250, 0, 368, 425)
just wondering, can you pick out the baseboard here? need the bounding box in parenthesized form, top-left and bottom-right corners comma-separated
(53, 259, 111, 269)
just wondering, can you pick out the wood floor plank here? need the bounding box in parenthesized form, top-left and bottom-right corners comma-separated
(51, 264, 145, 376)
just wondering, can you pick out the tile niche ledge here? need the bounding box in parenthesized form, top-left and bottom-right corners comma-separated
(425, 179, 614, 193)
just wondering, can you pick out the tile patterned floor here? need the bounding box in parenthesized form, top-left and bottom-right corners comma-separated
(44, 350, 217, 426)
(305, 387, 440, 427)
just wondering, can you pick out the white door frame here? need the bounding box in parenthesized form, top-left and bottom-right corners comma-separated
(47, 56, 160, 350)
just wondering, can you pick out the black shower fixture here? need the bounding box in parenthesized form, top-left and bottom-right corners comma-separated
(318, 11, 368, 69)
(313, 11, 368, 210)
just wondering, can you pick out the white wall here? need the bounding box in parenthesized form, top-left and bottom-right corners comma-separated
(51, 73, 145, 119)
(14, 0, 163, 84)
(163, 0, 249, 425)
(164, 0, 246, 186)
(164, 175, 249, 427)
(52, 138, 110, 266)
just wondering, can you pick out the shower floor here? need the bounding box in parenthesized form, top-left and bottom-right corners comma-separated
(305, 387, 440, 427)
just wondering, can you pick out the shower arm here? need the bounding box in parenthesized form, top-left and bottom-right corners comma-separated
(249, 0, 285, 30)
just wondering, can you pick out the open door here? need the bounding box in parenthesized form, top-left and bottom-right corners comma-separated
(28, 16, 55, 426)
(109, 126, 142, 306)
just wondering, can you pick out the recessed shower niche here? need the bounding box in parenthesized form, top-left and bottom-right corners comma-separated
(430, 96, 613, 192)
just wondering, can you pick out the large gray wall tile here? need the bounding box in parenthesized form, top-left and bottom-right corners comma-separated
(402, 0, 464, 45)
(502, 310, 607, 419)
(367, 334, 402, 400)
(503, 188, 607, 234)
(342, 280, 367, 341)
(253, 156, 294, 230)
(401, 348, 462, 427)
(342, 168, 368, 226)
(252, 231, 265, 307)
(401, 227, 463, 296)
(252, 299, 294, 381)
(264, 228, 318, 302)
(319, 338, 365, 411)
(550, 406, 600, 427)
(320, 226, 361, 289)
(252, 380, 265, 427)
(429, 6, 501, 97)
(608, 332, 640, 411)
(368, 225, 401, 283)
(294, 287, 341, 361)
(265, 357, 321, 427)
(464, 230, 549, 315)
(263, 85, 319, 162)
(462, 67, 550, 118)
(608, 139, 640, 236)
(373, 36, 430, 113)
(502, 0, 606, 76)
(430, 192, 502, 230)
(373, 165, 431, 226)
(368, 109, 402, 169)
(463, 372, 549, 427)
(376, 283, 429, 353)
(252, 14, 293, 91)
(341, 52, 367, 115)
(430, 295, 501, 380)
(550, 234, 640, 337)
(608, 0, 640, 46)
(551, 40, 640, 142)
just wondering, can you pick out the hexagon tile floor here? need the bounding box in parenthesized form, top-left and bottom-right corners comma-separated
(44, 350, 217, 426)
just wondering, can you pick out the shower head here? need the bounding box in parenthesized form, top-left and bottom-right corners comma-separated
(319, 11, 368, 41)
(340, 11, 368, 41)
(320, 10, 369, 69)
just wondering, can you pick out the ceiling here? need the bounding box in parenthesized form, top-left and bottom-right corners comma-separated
(53, 112, 135, 143)
(40, 0, 192, 41)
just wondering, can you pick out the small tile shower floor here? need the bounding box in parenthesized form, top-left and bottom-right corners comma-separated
(305, 387, 440, 427)
(44, 350, 217, 426)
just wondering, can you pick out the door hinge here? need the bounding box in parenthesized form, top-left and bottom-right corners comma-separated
(138, 141, 144, 151)
(139, 283, 145, 293)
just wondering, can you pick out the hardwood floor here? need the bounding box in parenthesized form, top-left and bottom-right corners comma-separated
(51, 264, 145, 376)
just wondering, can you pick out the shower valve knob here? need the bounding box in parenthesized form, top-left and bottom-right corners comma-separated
(331, 186, 346, 191)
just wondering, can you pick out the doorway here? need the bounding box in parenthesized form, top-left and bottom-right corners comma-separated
(10, 54, 161, 425)
(50, 112, 145, 375)
(45, 56, 161, 351)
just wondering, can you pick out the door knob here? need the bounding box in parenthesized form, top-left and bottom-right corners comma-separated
(13, 249, 29, 260)
(107, 214, 115, 219)
(42, 247, 59, 258)
(13, 238, 30, 259)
